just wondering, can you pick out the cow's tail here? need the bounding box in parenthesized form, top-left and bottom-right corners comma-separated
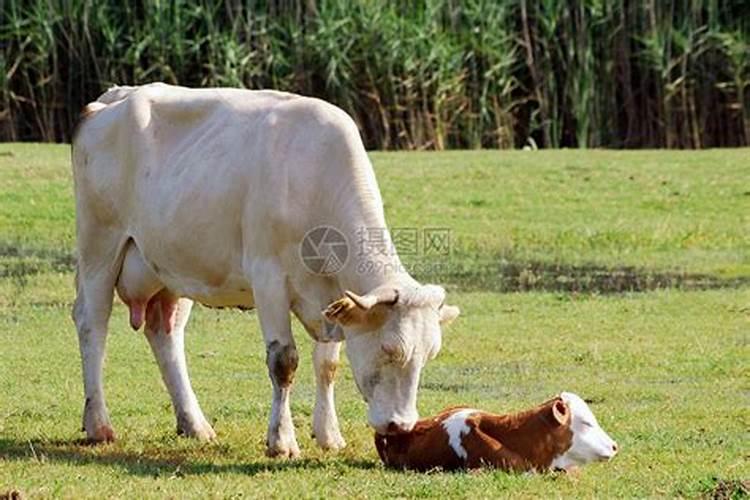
(81, 101, 107, 119)
(72, 85, 138, 141)
(95, 85, 138, 105)
(72, 101, 107, 142)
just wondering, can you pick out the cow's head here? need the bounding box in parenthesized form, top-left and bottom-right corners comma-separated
(550, 392, 618, 470)
(323, 284, 459, 434)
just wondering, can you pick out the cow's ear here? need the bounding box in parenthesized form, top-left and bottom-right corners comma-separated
(439, 304, 460, 325)
(552, 399, 570, 425)
(323, 296, 361, 325)
(323, 293, 389, 331)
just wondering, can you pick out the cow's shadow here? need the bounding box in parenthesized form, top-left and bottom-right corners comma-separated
(0, 438, 378, 477)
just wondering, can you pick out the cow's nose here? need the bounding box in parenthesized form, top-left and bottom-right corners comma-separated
(385, 420, 413, 435)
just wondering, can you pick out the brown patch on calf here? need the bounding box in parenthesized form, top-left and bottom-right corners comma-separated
(469, 398, 574, 471)
(267, 341, 299, 387)
(375, 406, 469, 471)
(375, 398, 574, 473)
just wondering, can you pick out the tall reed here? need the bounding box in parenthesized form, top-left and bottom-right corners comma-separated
(1, 0, 747, 148)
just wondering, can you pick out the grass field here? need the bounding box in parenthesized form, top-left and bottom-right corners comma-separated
(0, 144, 748, 498)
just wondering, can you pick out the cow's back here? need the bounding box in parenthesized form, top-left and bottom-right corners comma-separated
(73, 83, 368, 305)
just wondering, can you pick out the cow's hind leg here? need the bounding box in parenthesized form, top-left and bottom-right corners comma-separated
(252, 260, 300, 458)
(312, 341, 346, 450)
(72, 249, 122, 443)
(143, 292, 215, 440)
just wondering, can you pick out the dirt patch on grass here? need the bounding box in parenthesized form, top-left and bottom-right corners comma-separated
(0, 242, 75, 279)
(417, 258, 750, 294)
(2, 241, 748, 295)
(700, 478, 749, 499)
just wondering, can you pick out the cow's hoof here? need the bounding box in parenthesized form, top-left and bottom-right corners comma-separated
(266, 440, 301, 459)
(197, 425, 217, 441)
(318, 438, 346, 452)
(265, 446, 301, 459)
(85, 424, 116, 444)
(82, 401, 115, 444)
(176, 414, 216, 441)
(313, 430, 346, 451)
(177, 424, 216, 442)
(312, 413, 346, 451)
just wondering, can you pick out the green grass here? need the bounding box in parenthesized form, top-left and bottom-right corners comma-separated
(1, 143, 748, 498)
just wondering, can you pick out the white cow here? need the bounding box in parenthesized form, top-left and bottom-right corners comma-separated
(71, 83, 459, 457)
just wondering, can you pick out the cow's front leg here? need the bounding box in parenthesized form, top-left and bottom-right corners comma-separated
(312, 341, 346, 450)
(253, 263, 300, 458)
(143, 293, 215, 441)
(265, 339, 299, 457)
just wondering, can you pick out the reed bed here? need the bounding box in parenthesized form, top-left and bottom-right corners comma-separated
(1, 0, 748, 148)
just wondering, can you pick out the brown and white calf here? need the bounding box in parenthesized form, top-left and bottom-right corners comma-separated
(375, 392, 618, 472)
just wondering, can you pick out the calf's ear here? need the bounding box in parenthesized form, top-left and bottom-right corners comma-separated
(552, 399, 570, 425)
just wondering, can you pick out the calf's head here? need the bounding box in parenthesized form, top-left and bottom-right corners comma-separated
(324, 284, 459, 434)
(550, 392, 618, 470)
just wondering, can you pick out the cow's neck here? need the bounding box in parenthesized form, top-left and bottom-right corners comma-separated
(330, 167, 414, 294)
(337, 218, 411, 293)
(476, 402, 574, 469)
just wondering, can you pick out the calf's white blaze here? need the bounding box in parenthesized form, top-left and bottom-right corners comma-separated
(442, 409, 479, 460)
